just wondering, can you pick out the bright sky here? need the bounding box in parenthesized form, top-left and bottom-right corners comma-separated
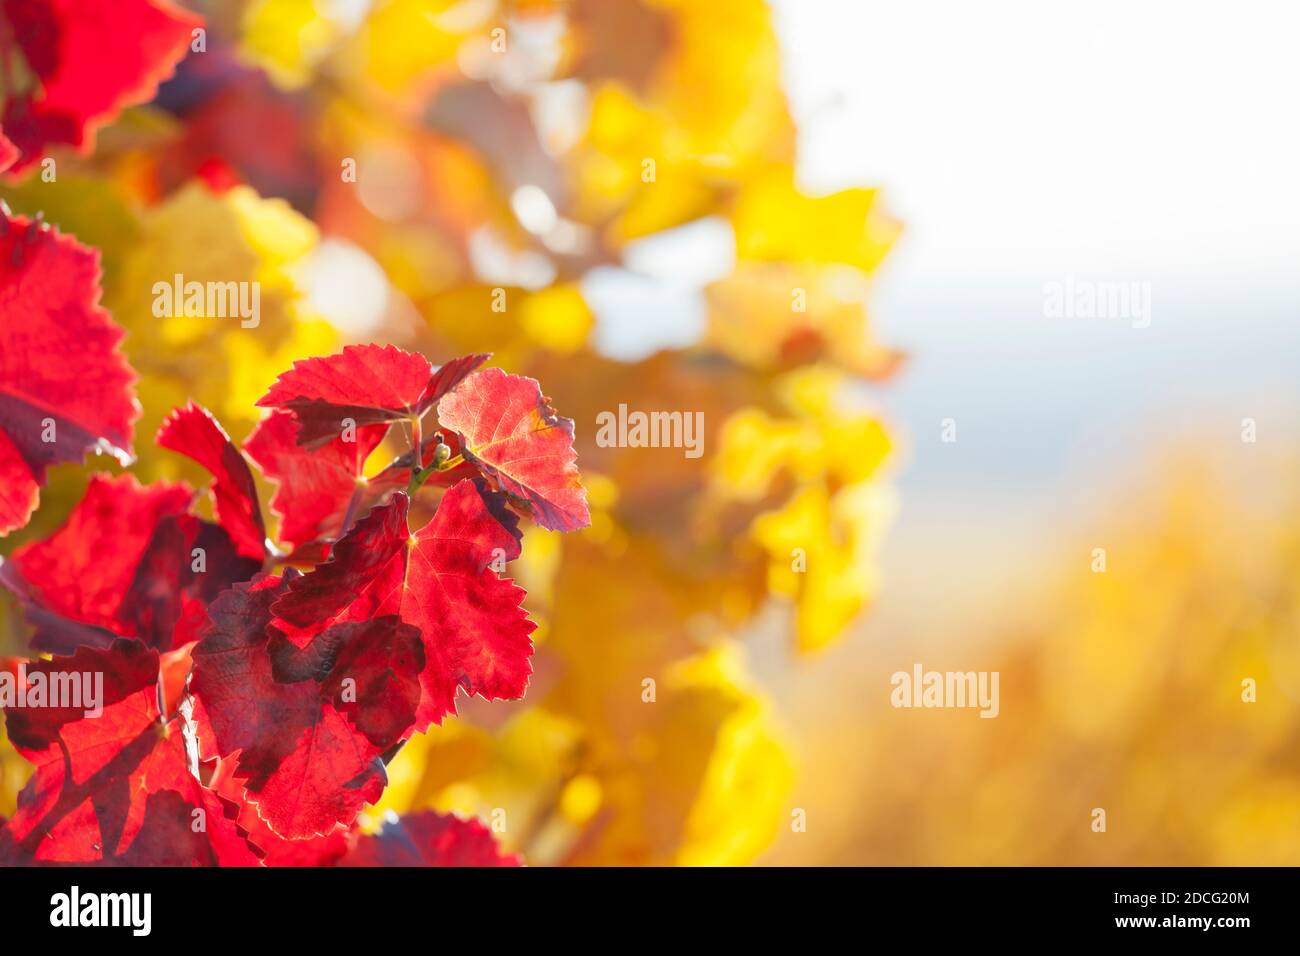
(771, 0, 1300, 288)
(763, 0, 1300, 633)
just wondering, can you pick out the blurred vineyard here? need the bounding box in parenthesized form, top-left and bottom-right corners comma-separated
(1, 0, 900, 864)
(765, 451, 1300, 865)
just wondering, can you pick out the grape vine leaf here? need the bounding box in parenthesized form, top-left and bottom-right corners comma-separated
(118, 512, 262, 650)
(0, 639, 261, 865)
(208, 757, 354, 866)
(0, 0, 201, 172)
(0, 475, 190, 648)
(256, 344, 487, 448)
(437, 367, 590, 532)
(270, 479, 534, 732)
(0, 473, 259, 653)
(341, 811, 521, 867)
(243, 407, 389, 556)
(157, 401, 266, 560)
(189, 574, 418, 839)
(0, 214, 139, 535)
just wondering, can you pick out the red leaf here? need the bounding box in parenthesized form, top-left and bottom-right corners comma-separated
(157, 402, 266, 560)
(0, 474, 259, 653)
(189, 575, 414, 839)
(270, 616, 426, 748)
(244, 407, 390, 554)
(116, 513, 262, 650)
(437, 367, 590, 532)
(207, 757, 354, 866)
(341, 811, 521, 867)
(270, 479, 534, 731)
(256, 344, 487, 448)
(0, 0, 201, 172)
(0, 215, 139, 535)
(0, 639, 261, 865)
(2, 474, 191, 648)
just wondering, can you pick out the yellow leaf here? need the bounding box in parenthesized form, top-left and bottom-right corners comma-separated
(350, 0, 482, 93)
(670, 646, 793, 865)
(732, 168, 901, 274)
(519, 283, 593, 353)
(239, 0, 345, 89)
(706, 263, 902, 378)
(753, 482, 895, 653)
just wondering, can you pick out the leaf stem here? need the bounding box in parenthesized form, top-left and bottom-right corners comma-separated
(406, 415, 424, 496)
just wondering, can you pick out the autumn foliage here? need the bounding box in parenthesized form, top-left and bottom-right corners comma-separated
(2, 27, 591, 855)
(1, 0, 901, 865)
(2, 332, 580, 862)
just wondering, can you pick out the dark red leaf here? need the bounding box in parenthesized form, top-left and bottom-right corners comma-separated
(116, 513, 262, 650)
(341, 811, 521, 867)
(189, 574, 413, 839)
(269, 617, 426, 748)
(270, 479, 534, 731)
(1, 474, 259, 653)
(0, 639, 261, 865)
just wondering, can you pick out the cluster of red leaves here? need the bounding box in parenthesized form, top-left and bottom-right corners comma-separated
(0, 0, 577, 866)
(1, 329, 586, 862)
(0, 0, 203, 530)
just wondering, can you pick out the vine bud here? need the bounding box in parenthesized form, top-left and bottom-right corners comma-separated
(433, 433, 451, 467)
